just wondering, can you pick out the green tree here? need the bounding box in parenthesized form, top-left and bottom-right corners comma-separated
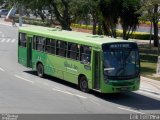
(49, 0, 72, 30)
(120, 0, 141, 40)
(99, 0, 121, 38)
(73, 0, 101, 34)
(138, 0, 160, 47)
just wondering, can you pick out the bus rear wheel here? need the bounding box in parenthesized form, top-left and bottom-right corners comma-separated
(79, 76, 89, 92)
(37, 63, 44, 78)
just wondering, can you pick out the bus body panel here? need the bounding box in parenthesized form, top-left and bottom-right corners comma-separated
(32, 50, 47, 71)
(100, 78, 140, 93)
(45, 54, 66, 80)
(31, 51, 93, 86)
(18, 47, 27, 67)
(46, 54, 92, 86)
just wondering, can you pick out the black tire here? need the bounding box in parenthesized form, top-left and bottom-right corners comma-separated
(37, 63, 44, 78)
(79, 76, 89, 92)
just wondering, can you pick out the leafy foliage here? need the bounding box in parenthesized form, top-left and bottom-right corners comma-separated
(138, 0, 160, 46)
(120, 0, 141, 40)
(6, 0, 142, 39)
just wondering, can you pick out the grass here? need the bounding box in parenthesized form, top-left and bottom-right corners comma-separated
(139, 46, 160, 81)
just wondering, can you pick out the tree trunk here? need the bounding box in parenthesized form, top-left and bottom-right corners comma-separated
(122, 25, 128, 40)
(92, 14, 97, 35)
(149, 21, 152, 49)
(153, 4, 159, 47)
(153, 21, 159, 47)
(102, 21, 110, 36)
(98, 21, 103, 35)
(50, 0, 71, 30)
(38, 10, 46, 21)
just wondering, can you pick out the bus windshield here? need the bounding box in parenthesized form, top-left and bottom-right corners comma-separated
(103, 43, 140, 79)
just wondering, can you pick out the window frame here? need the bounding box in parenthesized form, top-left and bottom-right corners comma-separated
(34, 36, 46, 52)
(67, 42, 80, 60)
(56, 40, 67, 57)
(80, 45, 91, 64)
(19, 33, 27, 47)
(45, 38, 56, 54)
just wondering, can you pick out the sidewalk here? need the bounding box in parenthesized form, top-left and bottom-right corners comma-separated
(140, 76, 160, 95)
(0, 17, 31, 27)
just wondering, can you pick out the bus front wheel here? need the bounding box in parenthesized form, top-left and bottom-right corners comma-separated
(79, 76, 89, 92)
(37, 63, 44, 78)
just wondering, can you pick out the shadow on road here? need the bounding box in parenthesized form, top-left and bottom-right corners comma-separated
(24, 70, 160, 111)
(91, 91, 160, 111)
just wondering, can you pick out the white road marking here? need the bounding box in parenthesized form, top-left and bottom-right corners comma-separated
(118, 107, 145, 114)
(0, 38, 5, 42)
(52, 88, 73, 95)
(53, 86, 62, 90)
(89, 99, 101, 105)
(0, 67, 5, 72)
(14, 75, 34, 84)
(74, 94, 87, 99)
(0, 38, 17, 43)
(52, 88, 87, 99)
(6, 39, 11, 42)
(11, 39, 16, 43)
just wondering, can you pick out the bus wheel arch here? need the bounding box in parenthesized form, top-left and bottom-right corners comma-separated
(36, 62, 44, 78)
(78, 74, 89, 92)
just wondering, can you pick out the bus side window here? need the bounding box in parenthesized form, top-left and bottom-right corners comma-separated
(19, 33, 26, 47)
(45, 38, 51, 53)
(50, 39, 56, 54)
(45, 38, 56, 54)
(80, 45, 91, 63)
(68, 43, 79, 60)
(36, 36, 45, 52)
(56, 40, 67, 57)
(33, 36, 36, 50)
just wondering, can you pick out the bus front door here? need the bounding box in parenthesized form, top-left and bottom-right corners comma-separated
(93, 51, 100, 90)
(27, 36, 32, 67)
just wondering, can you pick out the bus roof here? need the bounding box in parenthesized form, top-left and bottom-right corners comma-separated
(19, 26, 135, 48)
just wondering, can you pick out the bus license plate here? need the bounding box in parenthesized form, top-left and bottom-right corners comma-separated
(121, 87, 128, 91)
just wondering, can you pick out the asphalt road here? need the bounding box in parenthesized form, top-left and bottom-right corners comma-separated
(0, 23, 160, 114)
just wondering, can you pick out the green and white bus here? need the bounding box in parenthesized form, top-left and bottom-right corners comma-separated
(18, 26, 140, 93)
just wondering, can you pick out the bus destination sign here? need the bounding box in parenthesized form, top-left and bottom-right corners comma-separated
(110, 44, 130, 49)
(102, 43, 138, 50)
